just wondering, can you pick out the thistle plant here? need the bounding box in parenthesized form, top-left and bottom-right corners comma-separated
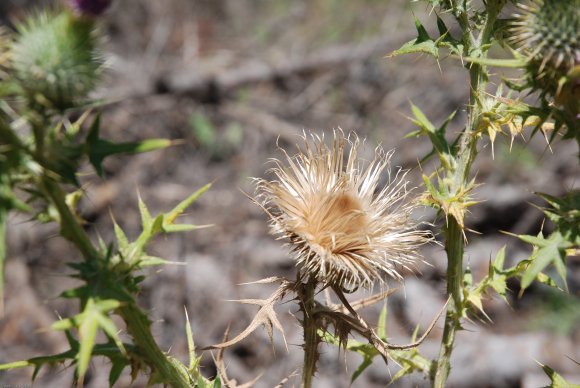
(208, 1, 578, 386)
(210, 131, 443, 388)
(0, 4, 220, 387)
(1, 1, 578, 387)
(380, 0, 580, 386)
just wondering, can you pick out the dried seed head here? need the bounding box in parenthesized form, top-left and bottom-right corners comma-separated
(256, 131, 432, 290)
(509, 0, 580, 96)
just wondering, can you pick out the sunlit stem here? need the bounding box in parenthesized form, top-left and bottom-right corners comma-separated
(301, 276, 319, 388)
(433, 1, 501, 387)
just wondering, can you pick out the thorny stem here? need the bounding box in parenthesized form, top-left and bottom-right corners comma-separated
(40, 176, 101, 262)
(119, 303, 191, 388)
(0, 206, 6, 316)
(39, 175, 191, 388)
(433, 217, 464, 387)
(301, 276, 319, 388)
(433, 2, 501, 387)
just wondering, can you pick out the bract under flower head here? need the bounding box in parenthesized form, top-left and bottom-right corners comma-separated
(256, 131, 432, 290)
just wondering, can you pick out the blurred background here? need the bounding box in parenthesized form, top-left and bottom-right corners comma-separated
(1, 0, 579, 387)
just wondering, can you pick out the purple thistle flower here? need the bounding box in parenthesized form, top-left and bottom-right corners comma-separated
(68, 0, 112, 16)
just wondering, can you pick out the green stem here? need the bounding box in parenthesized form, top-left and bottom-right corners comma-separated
(301, 276, 319, 388)
(433, 217, 463, 387)
(0, 206, 6, 316)
(433, 2, 500, 387)
(40, 176, 100, 262)
(39, 174, 190, 388)
(119, 303, 191, 388)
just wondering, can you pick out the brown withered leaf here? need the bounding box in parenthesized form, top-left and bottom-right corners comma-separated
(213, 326, 263, 388)
(330, 286, 449, 361)
(205, 277, 294, 350)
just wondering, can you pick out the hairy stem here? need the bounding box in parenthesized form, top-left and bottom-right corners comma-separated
(39, 175, 191, 388)
(301, 276, 319, 388)
(433, 2, 500, 386)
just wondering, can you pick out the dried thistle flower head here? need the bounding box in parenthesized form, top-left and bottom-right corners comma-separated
(509, 0, 580, 96)
(256, 131, 432, 290)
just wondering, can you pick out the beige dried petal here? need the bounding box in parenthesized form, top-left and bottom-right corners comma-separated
(256, 130, 432, 290)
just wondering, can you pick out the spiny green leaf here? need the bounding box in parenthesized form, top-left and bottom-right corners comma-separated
(185, 308, 197, 371)
(51, 298, 122, 380)
(87, 114, 172, 176)
(488, 247, 509, 301)
(169, 357, 193, 385)
(488, 276, 508, 301)
(137, 255, 181, 268)
(109, 357, 129, 387)
(410, 103, 436, 132)
(517, 233, 552, 247)
(113, 220, 129, 252)
(520, 233, 568, 291)
(137, 193, 152, 230)
(435, 14, 464, 56)
(541, 364, 579, 388)
(351, 356, 373, 384)
(77, 305, 99, 379)
(164, 183, 212, 226)
(535, 272, 560, 289)
(52, 317, 77, 331)
(493, 246, 506, 273)
(389, 37, 439, 58)
(32, 363, 42, 381)
(536, 191, 580, 245)
(377, 304, 387, 340)
(94, 314, 126, 356)
(388, 348, 431, 384)
(0, 348, 78, 371)
(0, 360, 35, 370)
(150, 214, 165, 235)
(162, 223, 211, 233)
(406, 104, 456, 166)
(94, 299, 122, 313)
(388, 16, 439, 58)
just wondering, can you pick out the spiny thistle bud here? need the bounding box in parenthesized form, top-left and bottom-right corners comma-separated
(67, 0, 113, 17)
(256, 131, 432, 290)
(509, 0, 580, 97)
(10, 11, 102, 110)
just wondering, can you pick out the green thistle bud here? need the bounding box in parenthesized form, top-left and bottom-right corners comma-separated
(11, 11, 103, 110)
(509, 0, 580, 97)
